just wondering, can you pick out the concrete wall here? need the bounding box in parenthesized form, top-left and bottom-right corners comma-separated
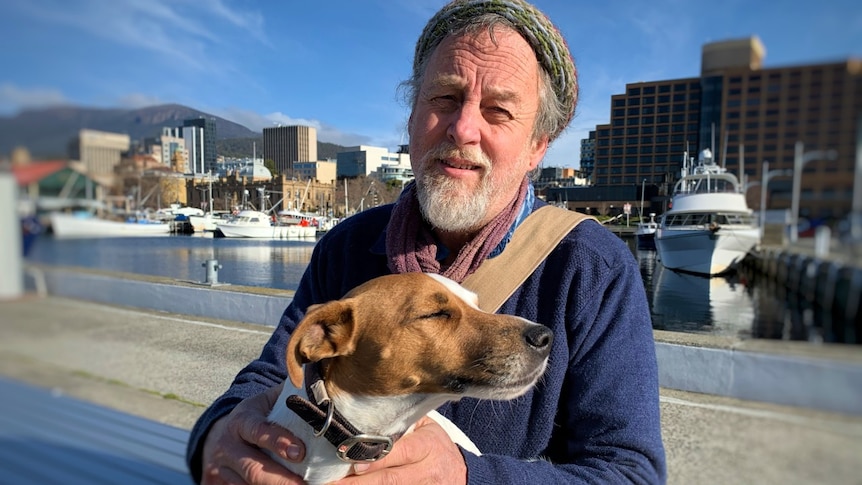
(25, 264, 862, 416)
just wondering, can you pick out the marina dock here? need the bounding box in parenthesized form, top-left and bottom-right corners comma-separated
(2, 266, 861, 484)
(741, 235, 862, 344)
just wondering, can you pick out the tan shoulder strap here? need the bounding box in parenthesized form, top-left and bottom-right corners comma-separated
(461, 206, 595, 313)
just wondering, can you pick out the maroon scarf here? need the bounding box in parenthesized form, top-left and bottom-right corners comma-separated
(386, 177, 528, 283)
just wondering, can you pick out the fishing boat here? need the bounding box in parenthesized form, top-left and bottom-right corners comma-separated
(214, 210, 316, 239)
(635, 213, 659, 250)
(187, 211, 230, 233)
(654, 148, 760, 275)
(187, 173, 220, 232)
(634, 179, 658, 249)
(49, 211, 170, 239)
(275, 209, 318, 238)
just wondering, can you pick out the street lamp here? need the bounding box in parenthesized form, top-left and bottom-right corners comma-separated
(790, 141, 838, 243)
(852, 114, 862, 241)
(758, 160, 793, 239)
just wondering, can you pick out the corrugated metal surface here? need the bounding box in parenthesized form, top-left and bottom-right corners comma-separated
(0, 378, 190, 485)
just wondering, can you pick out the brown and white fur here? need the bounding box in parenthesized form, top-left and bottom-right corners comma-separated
(268, 273, 553, 485)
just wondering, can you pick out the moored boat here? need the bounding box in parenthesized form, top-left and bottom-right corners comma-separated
(214, 210, 316, 239)
(276, 209, 318, 238)
(49, 211, 170, 239)
(654, 149, 760, 275)
(635, 213, 659, 249)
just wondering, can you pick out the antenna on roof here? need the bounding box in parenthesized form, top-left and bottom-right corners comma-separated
(710, 122, 716, 158)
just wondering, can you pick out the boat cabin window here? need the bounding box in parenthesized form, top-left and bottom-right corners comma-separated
(690, 178, 735, 194)
(664, 212, 755, 227)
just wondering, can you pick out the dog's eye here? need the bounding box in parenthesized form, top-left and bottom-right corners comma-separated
(420, 310, 451, 320)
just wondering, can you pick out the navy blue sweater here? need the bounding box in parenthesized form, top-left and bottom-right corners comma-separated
(187, 200, 667, 484)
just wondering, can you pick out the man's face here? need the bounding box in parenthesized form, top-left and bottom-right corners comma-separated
(408, 28, 549, 233)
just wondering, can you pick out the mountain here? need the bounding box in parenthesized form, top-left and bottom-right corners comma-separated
(0, 103, 259, 158)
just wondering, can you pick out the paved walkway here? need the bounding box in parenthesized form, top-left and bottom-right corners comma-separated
(2, 296, 862, 485)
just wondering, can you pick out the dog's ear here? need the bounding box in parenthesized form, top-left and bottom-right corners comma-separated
(285, 300, 357, 388)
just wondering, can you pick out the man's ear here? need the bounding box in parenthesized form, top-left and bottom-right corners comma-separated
(527, 134, 550, 171)
(285, 301, 357, 388)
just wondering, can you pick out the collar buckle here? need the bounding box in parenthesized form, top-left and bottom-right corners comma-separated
(336, 434, 394, 463)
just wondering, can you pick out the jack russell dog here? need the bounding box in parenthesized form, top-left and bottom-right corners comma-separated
(267, 272, 553, 485)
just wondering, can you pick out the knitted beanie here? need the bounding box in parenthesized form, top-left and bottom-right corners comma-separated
(414, 0, 578, 139)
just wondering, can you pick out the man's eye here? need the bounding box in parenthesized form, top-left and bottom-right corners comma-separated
(431, 96, 459, 108)
(485, 106, 513, 120)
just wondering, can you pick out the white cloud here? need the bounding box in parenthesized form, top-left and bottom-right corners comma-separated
(0, 83, 69, 115)
(8, 0, 270, 74)
(208, 108, 374, 147)
(264, 112, 321, 131)
(115, 93, 167, 109)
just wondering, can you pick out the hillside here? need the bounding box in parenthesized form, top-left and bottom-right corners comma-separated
(0, 103, 259, 158)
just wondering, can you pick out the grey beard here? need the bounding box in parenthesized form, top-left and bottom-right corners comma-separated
(416, 172, 491, 233)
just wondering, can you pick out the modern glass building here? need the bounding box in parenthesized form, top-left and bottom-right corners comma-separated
(183, 117, 217, 175)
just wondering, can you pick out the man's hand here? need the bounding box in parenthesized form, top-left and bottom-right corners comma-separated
(334, 415, 468, 485)
(201, 383, 307, 485)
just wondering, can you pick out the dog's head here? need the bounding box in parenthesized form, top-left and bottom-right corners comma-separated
(285, 273, 552, 402)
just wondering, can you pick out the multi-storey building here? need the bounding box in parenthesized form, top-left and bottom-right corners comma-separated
(585, 36, 861, 220)
(158, 127, 188, 173)
(592, 77, 702, 189)
(185, 173, 335, 215)
(294, 160, 337, 185)
(183, 117, 217, 175)
(263, 125, 318, 176)
(336, 145, 409, 178)
(579, 132, 596, 183)
(67, 129, 130, 185)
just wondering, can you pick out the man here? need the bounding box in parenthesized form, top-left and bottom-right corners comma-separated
(187, 1, 666, 483)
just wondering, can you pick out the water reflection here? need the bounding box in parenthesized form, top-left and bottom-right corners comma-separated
(25, 234, 852, 342)
(27, 234, 317, 291)
(639, 249, 755, 338)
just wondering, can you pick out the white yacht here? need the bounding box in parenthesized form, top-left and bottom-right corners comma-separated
(215, 210, 316, 239)
(49, 211, 170, 239)
(655, 149, 760, 275)
(635, 213, 659, 249)
(276, 209, 318, 238)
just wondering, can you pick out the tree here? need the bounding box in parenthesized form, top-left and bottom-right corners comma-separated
(264, 158, 279, 177)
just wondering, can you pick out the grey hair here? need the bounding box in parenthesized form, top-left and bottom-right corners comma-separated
(400, 15, 566, 144)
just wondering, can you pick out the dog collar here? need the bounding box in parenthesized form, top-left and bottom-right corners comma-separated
(285, 363, 401, 463)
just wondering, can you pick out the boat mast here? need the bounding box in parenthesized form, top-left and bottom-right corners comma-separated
(298, 179, 311, 212)
(207, 171, 213, 215)
(640, 179, 646, 219)
(344, 178, 349, 216)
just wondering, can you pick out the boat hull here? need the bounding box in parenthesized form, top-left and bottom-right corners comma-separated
(215, 223, 316, 239)
(50, 212, 170, 239)
(188, 214, 219, 232)
(636, 232, 656, 250)
(655, 226, 759, 275)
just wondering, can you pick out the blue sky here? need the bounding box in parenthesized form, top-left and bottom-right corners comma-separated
(1, 0, 859, 168)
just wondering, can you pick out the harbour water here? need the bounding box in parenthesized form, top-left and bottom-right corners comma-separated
(22, 233, 841, 344)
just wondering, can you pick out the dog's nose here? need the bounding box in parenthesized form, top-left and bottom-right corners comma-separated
(524, 325, 553, 351)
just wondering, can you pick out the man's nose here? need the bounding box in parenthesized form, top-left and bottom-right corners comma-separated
(446, 102, 481, 147)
